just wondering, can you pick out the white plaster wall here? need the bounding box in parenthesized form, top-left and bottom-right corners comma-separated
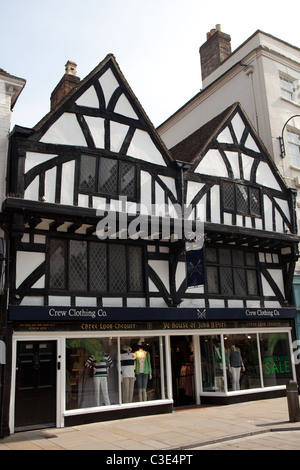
(40, 113, 87, 146)
(261, 269, 284, 297)
(148, 260, 170, 293)
(16, 251, 45, 288)
(127, 129, 166, 166)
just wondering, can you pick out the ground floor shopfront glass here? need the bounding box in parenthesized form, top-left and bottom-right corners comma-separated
(200, 332, 294, 394)
(65, 336, 166, 410)
(9, 322, 297, 431)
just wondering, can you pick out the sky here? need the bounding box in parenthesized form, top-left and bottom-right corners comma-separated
(1, 0, 300, 130)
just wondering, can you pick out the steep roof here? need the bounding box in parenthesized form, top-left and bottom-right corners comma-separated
(169, 103, 237, 163)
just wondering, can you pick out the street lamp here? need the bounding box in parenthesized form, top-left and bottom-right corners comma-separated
(279, 115, 300, 158)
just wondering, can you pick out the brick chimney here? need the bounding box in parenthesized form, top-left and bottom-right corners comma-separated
(50, 60, 80, 110)
(199, 25, 232, 81)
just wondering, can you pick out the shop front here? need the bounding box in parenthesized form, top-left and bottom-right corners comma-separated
(8, 306, 298, 432)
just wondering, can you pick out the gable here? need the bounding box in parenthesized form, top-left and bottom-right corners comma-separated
(171, 104, 295, 236)
(9, 55, 178, 214)
(193, 106, 284, 192)
(36, 57, 170, 167)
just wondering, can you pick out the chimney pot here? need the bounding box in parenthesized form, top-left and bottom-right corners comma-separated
(50, 60, 80, 110)
(65, 60, 77, 76)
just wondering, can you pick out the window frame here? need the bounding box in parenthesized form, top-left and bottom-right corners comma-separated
(222, 181, 262, 217)
(287, 129, 300, 167)
(205, 245, 260, 298)
(280, 75, 297, 103)
(78, 154, 137, 200)
(48, 238, 145, 295)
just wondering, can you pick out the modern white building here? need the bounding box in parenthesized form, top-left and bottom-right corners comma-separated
(0, 68, 25, 207)
(0, 67, 25, 436)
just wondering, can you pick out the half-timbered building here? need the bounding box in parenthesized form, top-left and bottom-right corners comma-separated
(1, 55, 299, 434)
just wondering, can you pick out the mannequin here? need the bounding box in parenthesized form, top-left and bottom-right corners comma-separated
(120, 345, 135, 403)
(135, 346, 152, 401)
(228, 344, 245, 391)
(85, 349, 113, 406)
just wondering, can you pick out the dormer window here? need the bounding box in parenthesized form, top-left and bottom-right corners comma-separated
(79, 155, 137, 199)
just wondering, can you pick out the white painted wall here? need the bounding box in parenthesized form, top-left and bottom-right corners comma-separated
(0, 72, 25, 208)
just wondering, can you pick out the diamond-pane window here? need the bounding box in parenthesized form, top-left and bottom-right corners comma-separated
(49, 239, 143, 294)
(120, 162, 135, 198)
(99, 158, 118, 195)
(236, 184, 248, 213)
(220, 267, 233, 295)
(250, 188, 261, 215)
(79, 155, 96, 191)
(109, 244, 127, 292)
(234, 268, 247, 296)
(247, 270, 258, 295)
(206, 247, 217, 263)
(207, 266, 219, 293)
(89, 242, 107, 291)
(206, 246, 259, 297)
(128, 246, 143, 291)
(79, 155, 137, 199)
(50, 239, 66, 289)
(69, 240, 87, 291)
(223, 181, 261, 217)
(223, 182, 235, 210)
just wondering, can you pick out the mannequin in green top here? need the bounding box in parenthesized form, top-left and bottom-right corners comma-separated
(135, 347, 152, 401)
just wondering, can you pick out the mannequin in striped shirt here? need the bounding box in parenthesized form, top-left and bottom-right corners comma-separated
(85, 349, 113, 406)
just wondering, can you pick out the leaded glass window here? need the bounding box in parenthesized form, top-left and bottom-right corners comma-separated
(205, 246, 259, 297)
(69, 240, 87, 291)
(49, 239, 143, 294)
(223, 182, 261, 216)
(49, 239, 66, 289)
(79, 155, 96, 191)
(99, 158, 118, 195)
(79, 155, 136, 199)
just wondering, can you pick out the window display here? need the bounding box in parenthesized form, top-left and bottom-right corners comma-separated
(200, 332, 293, 394)
(200, 335, 226, 392)
(224, 334, 260, 391)
(65, 336, 164, 410)
(259, 333, 293, 387)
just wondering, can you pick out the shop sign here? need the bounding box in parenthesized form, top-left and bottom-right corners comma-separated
(14, 319, 291, 332)
(9, 306, 296, 323)
(263, 355, 291, 375)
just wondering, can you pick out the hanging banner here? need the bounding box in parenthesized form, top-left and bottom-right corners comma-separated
(186, 248, 205, 287)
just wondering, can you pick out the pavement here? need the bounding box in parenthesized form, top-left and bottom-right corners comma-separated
(1, 396, 300, 452)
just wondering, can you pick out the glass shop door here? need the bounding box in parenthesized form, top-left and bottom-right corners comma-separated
(170, 336, 195, 407)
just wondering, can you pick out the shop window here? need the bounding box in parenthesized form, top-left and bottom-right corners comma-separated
(206, 246, 259, 297)
(200, 332, 294, 394)
(223, 181, 261, 216)
(79, 155, 136, 200)
(65, 336, 165, 411)
(49, 239, 144, 294)
(259, 332, 293, 387)
(200, 335, 225, 392)
(224, 334, 260, 391)
(200, 334, 260, 393)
